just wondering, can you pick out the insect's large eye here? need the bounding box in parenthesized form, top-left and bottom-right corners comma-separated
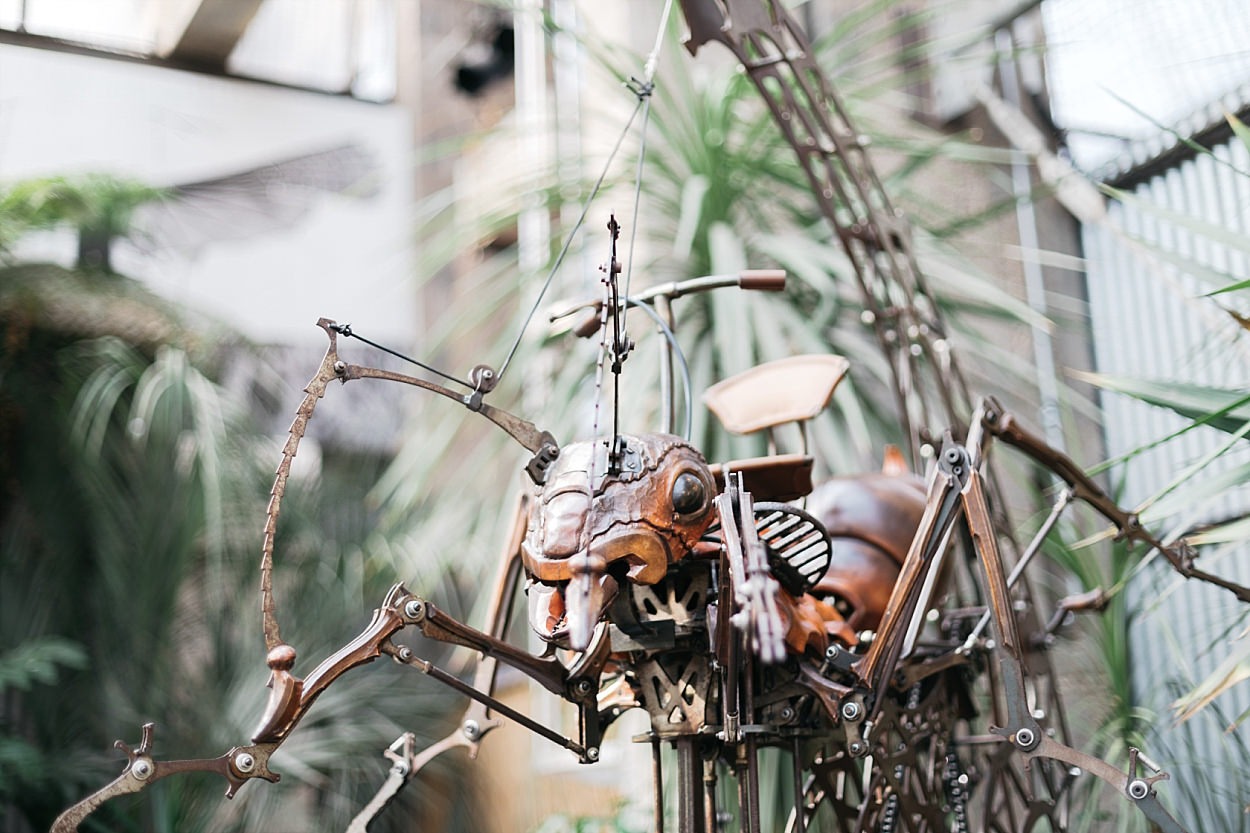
(671, 471, 708, 516)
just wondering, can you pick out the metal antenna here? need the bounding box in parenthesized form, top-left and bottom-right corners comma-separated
(605, 215, 632, 470)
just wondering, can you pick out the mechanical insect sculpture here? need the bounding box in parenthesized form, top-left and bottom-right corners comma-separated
(52, 2, 1250, 832)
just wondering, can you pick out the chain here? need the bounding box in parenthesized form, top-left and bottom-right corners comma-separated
(943, 752, 970, 833)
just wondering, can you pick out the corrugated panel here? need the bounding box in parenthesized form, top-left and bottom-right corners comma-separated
(1084, 138, 1250, 823)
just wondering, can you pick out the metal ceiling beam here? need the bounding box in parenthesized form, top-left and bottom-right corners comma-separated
(166, 0, 266, 71)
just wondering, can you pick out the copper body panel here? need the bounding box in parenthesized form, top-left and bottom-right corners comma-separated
(807, 471, 926, 630)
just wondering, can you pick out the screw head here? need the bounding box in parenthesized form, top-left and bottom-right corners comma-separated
(234, 752, 256, 774)
(1126, 779, 1150, 801)
(333, 360, 346, 375)
(130, 758, 154, 781)
(574, 678, 594, 697)
(841, 701, 862, 722)
(1014, 728, 1037, 750)
(462, 720, 481, 741)
(848, 741, 866, 757)
(586, 747, 600, 762)
(403, 599, 424, 620)
(397, 646, 413, 662)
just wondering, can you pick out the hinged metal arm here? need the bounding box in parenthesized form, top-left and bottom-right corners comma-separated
(981, 397, 1250, 603)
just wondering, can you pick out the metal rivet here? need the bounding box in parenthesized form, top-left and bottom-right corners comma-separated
(586, 747, 600, 762)
(333, 360, 346, 374)
(1127, 779, 1150, 801)
(235, 752, 256, 774)
(841, 702, 862, 722)
(131, 758, 154, 781)
(1014, 728, 1037, 750)
(403, 600, 423, 620)
(462, 720, 481, 741)
(397, 646, 413, 662)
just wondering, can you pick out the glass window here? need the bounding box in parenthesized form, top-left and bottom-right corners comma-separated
(0, 0, 397, 102)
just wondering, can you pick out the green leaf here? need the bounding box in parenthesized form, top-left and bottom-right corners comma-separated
(1227, 111, 1250, 158)
(1204, 277, 1250, 297)
(1173, 639, 1250, 724)
(1188, 514, 1250, 546)
(1071, 372, 1250, 436)
(1104, 185, 1250, 259)
(0, 637, 87, 693)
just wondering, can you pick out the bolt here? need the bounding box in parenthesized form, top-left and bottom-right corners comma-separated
(234, 752, 256, 774)
(1126, 779, 1150, 801)
(1014, 728, 1037, 750)
(333, 360, 346, 375)
(391, 760, 411, 777)
(780, 707, 795, 722)
(130, 758, 154, 781)
(396, 646, 413, 663)
(848, 741, 866, 758)
(586, 747, 600, 762)
(462, 720, 481, 741)
(943, 447, 962, 466)
(574, 679, 594, 697)
(841, 702, 862, 722)
(825, 645, 840, 660)
(403, 599, 424, 620)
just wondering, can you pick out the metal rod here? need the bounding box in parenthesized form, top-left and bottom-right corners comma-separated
(996, 27, 1065, 452)
(962, 488, 1073, 651)
(743, 657, 761, 833)
(677, 737, 706, 833)
(655, 293, 675, 434)
(395, 651, 584, 756)
(703, 756, 718, 833)
(653, 736, 666, 833)
(792, 736, 807, 833)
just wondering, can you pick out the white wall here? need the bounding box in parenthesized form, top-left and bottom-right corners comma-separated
(0, 43, 415, 350)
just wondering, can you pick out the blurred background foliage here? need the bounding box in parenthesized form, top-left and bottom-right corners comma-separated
(0, 198, 473, 830)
